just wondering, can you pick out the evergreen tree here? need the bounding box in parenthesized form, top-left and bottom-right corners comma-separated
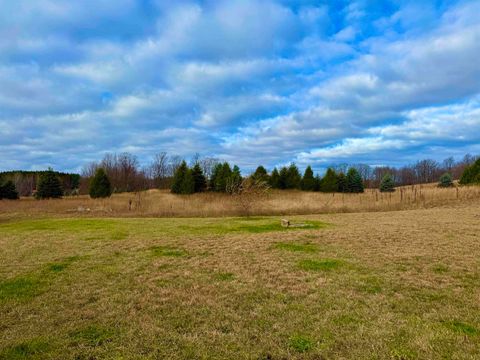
(301, 166, 316, 191)
(171, 161, 194, 194)
(252, 166, 269, 183)
(286, 163, 301, 189)
(321, 168, 338, 192)
(346, 168, 364, 193)
(337, 172, 347, 193)
(181, 169, 195, 194)
(269, 167, 280, 189)
(379, 173, 395, 192)
(278, 167, 289, 189)
(210, 163, 222, 191)
(0, 180, 19, 200)
(36, 168, 63, 199)
(438, 173, 453, 188)
(215, 162, 232, 192)
(89, 168, 112, 198)
(191, 163, 207, 192)
(314, 175, 322, 191)
(459, 158, 480, 184)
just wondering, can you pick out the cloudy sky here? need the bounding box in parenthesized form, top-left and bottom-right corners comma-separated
(1, 0, 480, 173)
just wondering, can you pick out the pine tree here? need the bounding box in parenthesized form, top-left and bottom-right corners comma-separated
(210, 163, 222, 191)
(0, 180, 19, 200)
(180, 169, 195, 194)
(286, 163, 301, 189)
(269, 167, 280, 189)
(171, 161, 193, 194)
(301, 166, 316, 191)
(337, 172, 346, 193)
(191, 163, 207, 192)
(346, 168, 364, 193)
(252, 166, 269, 183)
(438, 173, 453, 188)
(36, 168, 63, 199)
(459, 158, 480, 184)
(379, 173, 395, 192)
(278, 167, 289, 189)
(321, 168, 338, 192)
(314, 174, 322, 191)
(89, 168, 112, 198)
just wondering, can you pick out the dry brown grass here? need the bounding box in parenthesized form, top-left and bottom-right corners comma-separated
(1, 183, 479, 219)
(1, 204, 479, 359)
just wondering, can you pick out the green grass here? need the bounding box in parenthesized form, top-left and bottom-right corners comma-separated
(444, 321, 480, 336)
(1, 211, 480, 359)
(274, 242, 319, 253)
(150, 245, 188, 257)
(69, 325, 115, 347)
(288, 335, 313, 352)
(214, 272, 235, 281)
(0, 339, 50, 360)
(0, 276, 44, 302)
(297, 259, 344, 271)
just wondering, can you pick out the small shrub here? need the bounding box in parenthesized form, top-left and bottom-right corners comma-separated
(380, 173, 395, 192)
(438, 173, 453, 188)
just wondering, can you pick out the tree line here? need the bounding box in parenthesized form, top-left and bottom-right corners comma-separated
(1, 153, 479, 199)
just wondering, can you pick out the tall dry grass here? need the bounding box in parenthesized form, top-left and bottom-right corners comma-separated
(1, 183, 479, 218)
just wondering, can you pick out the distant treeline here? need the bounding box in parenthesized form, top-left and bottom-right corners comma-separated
(2, 152, 479, 198)
(0, 170, 80, 196)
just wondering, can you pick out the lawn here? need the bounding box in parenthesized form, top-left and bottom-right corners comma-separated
(0, 205, 479, 359)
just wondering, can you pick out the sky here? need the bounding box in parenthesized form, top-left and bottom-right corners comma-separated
(1, 0, 480, 173)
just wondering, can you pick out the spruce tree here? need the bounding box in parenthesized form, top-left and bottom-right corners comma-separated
(278, 167, 289, 189)
(337, 172, 346, 193)
(459, 159, 480, 184)
(36, 168, 63, 199)
(286, 163, 301, 189)
(171, 161, 189, 194)
(0, 180, 19, 200)
(346, 168, 364, 193)
(191, 163, 207, 192)
(379, 173, 395, 192)
(89, 168, 112, 198)
(210, 163, 222, 191)
(252, 166, 269, 182)
(180, 169, 195, 194)
(215, 162, 232, 192)
(321, 168, 338, 192)
(314, 174, 322, 191)
(269, 167, 280, 189)
(438, 173, 453, 188)
(301, 166, 316, 191)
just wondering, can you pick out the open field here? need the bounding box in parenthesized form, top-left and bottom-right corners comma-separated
(1, 184, 480, 218)
(1, 203, 479, 359)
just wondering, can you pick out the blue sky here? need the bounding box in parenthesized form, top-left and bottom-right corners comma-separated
(1, 0, 480, 173)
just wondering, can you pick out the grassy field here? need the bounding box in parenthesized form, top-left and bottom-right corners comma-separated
(1, 184, 480, 218)
(1, 203, 479, 359)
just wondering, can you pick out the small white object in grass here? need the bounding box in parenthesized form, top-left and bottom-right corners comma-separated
(281, 219, 290, 227)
